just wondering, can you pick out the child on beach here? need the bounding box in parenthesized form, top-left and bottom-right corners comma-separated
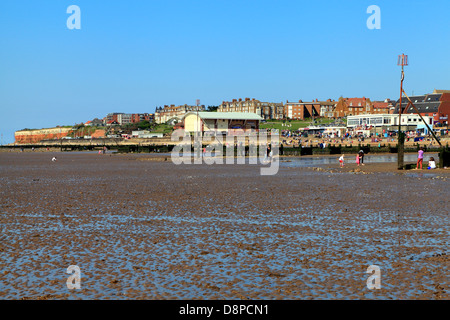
(428, 157, 436, 170)
(356, 153, 360, 166)
(339, 154, 344, 167)
(359, 150, 365, 165)
(416, 147, 424, 170)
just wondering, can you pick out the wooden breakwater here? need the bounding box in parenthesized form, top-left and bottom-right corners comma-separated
(3, 138, 448, 157)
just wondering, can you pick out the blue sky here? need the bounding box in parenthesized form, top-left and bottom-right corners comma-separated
(1, 0, 449, 143)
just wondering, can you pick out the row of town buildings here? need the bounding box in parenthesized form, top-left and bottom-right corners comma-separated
(82, 89, 449, 127)
(150, 97, 392, 124)
(14, 90, 449, 143)
(80, 113, 155, 127)
(83, 106, 205, 127)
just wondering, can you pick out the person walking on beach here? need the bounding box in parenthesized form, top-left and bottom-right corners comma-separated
(416, 147, 424, 170)
(356, 153, 360, 166)
(339, 154, 345, 167)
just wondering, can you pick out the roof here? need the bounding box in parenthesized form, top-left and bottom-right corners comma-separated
(424, 94, 441, 102)
(404, 101, 440, 113)
(319, 101, 337, 105)
(393, 94, 441, 114)
(372, 102, 389, 109)
(345, 97, 368, 106)
(183, 112, 263, 121)
(286, 100, 335, 106)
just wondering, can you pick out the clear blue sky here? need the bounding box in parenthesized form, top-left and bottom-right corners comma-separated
(1, 0, 449, 143)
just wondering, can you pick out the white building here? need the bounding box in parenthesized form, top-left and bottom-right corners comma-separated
(347, 114, 434, 133)
(131, 130, 164, 138)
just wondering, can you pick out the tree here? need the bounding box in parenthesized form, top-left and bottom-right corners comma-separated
(137, 120, 152, 130)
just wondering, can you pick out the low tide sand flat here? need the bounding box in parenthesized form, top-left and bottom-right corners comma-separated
(0, 152, 448, 300)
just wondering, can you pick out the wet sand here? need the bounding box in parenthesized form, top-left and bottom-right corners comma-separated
(0, 152, 448, 300)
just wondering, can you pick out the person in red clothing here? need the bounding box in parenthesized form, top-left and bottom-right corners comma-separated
(416, 147, 424, 170)
(339, 154, 344, 167)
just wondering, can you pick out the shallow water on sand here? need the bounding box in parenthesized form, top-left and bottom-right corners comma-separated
(279, 153, 439, 167)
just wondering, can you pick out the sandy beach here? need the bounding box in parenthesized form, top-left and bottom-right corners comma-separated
(0, 152, 448, 300)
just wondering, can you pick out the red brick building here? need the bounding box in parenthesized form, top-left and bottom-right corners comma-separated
(372, 100, 395, 114)
(438, 93, 450, 126)
(284, 100, 322, 120)
(332, 97, 373, 118)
